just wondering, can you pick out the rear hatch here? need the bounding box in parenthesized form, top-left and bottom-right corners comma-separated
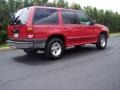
(8, 7, 31, 40)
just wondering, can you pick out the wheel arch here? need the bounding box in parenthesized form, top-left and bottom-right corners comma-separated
(46, 34, 66, 46)
(99, 31, 108, 38)
(95, 31, 108, 43)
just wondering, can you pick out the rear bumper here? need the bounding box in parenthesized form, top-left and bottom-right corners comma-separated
(7, 39, 46, 49)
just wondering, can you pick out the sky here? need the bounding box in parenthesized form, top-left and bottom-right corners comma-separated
(49, 0, 120, 13)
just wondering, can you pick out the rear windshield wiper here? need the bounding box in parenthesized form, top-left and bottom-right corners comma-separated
(11, 16, 19, 25)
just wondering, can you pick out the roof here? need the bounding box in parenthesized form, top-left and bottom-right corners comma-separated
(30, 6, 83, 12)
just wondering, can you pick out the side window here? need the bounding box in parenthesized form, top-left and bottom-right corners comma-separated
(62, 10, 79, 24)
(33, 8, 59, 24)
(76, 12, 91, 25)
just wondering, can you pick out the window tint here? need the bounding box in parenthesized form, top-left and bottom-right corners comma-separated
(76, 12, 91, 25)
(62, 10, 79, 24)
(33, 8, 58, 24)
(12, 8, 30, 24)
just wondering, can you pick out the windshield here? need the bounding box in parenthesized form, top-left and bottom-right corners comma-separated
(11, 7, 30, 25)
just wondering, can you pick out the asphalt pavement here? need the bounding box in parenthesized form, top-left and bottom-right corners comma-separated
(0, 36, 120, 90)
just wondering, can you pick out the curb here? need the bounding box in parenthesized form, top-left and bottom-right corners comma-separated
(110, 34, 120, 37)
(0, 47, 15, 51)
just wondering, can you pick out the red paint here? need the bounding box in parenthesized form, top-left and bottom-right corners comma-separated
(7, 6, 109, 47)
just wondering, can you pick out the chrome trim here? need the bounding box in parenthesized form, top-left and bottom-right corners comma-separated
(7, 40, 33, 49)
(7, 39, 46, 49)
(67, 35, 97, 39)
(8, 38, 47, 42)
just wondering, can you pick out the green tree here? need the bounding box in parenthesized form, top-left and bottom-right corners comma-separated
(33, 0, 48, 5)
(56, 0, 68, 8)
(24, 0, 29, 7)
(71, 3, 82, 10)
(0, 0, 120, 44)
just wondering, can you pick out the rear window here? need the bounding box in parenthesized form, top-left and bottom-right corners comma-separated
(11, 7, 30, 25)
(33, 8, 59, 25)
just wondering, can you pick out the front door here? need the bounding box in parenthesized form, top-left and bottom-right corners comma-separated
(75, 12, 97, 44)
(61, 10, 97, 46)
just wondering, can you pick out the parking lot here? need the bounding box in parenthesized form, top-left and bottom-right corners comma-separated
(0, 36, 120, 90)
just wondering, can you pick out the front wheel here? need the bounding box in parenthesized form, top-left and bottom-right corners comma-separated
(45, 38, 64, 60)
(96, 34, 107, 49)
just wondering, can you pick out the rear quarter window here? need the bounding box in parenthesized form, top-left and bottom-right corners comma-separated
(33, 8, 59, 25)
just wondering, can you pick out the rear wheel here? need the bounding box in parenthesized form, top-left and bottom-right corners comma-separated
(45, 38, 64, 60)
(96, 34, 107, 49)
(24, 49, 38, 55)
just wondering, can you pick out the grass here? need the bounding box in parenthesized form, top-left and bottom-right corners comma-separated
(0, 43, 9, 48)
(110, 32, 120, 36)
(110, 32, 120, 34)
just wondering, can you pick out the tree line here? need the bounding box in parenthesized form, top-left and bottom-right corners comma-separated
(0, 0, 120, 43)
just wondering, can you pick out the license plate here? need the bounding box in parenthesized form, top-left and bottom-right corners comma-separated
(14, 33, 19, 38)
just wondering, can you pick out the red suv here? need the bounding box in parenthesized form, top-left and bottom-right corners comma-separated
(7, 6, 109, 59)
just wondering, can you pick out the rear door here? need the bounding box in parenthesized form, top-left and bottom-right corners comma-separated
(32, 8, 60, 39)
(8, 7, 31, 39)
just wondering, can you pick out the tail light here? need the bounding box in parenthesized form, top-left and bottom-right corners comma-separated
(27, 27, 34, 39)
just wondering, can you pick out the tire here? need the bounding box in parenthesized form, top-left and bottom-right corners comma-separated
(96, 34, 107, 50)
(24, 49, 38, 55)
(45, 38, 64, 60)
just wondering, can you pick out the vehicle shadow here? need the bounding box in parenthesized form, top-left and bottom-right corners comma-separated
(13, 45, 111, 65)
